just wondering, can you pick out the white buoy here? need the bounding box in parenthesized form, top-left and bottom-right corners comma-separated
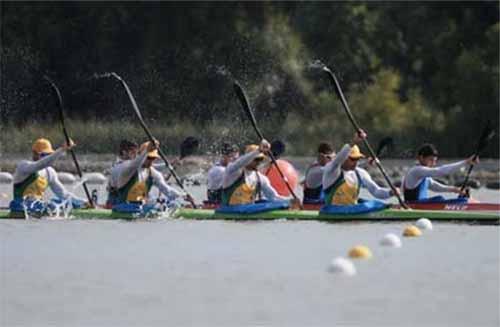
(416, 218, 433, 231)
(83, 173, 107, 184)
(0, 172, 13, 184)
(327, 257, 357, 276)
(57, 172, 76, 184)
(380, 233, 402, 248)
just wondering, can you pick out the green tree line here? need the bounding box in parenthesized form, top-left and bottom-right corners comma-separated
(1, 1, 498, 156)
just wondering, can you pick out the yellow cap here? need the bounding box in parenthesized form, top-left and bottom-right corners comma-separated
(32, 138, 55, 154)
(349, 145, 365, 159)
(245, 144, 265, 159)
(403, 225, 422, 237)
(348, 245, 373, 259)
(139, 142, 160, 159)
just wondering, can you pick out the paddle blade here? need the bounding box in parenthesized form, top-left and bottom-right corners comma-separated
(476, 122, 496, 154)
(376, 136, 394, 158)
(44, 76, 65, 124)
(322, 66, 335, 82)
(271, 139, 286, 158)
(233, 81, 263, 139)
(44, 75, 73, 144)
(180, 136, 200, 159)
(322, 66, 342, 101)
(322, 66, 362, 132)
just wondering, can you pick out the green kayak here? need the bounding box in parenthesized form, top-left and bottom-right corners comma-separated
(177, 208, 499, 222)
(0, 208, 498, 223)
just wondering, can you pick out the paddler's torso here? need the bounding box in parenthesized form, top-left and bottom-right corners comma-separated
(13, 167, 53, 200)
(116, 167, 154, 203)
(222, 169, 263, 205)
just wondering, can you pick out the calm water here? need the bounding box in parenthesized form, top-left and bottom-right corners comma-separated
(1, 219, 499, 326)
(0, 165, 499, 326)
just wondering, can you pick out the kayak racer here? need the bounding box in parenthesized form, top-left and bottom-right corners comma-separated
(9, 138, 90, 217)
(402, 143, 479, 202)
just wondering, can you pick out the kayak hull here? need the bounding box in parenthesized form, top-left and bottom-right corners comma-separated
(1, 208, 498, 223)
(204, 202, 500, 212)
(299, 202, 500, 212)
(396, 202, 500, 211)
(177, 208, 499, 222)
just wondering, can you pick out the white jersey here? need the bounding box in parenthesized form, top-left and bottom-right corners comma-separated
(109, 151, 181, 199)
(305, 162, 323, 189)
(109, 152, 148, 189)
(207, 162, 225, 191)
(222, 150, 287, 201)
(403, 160, 467, 192)
(322, 144, 392, 199)
(13, 149, 86, 202)
(140, 167, 182, 199)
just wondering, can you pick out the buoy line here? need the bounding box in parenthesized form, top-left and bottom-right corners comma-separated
(328, 217, 434, 277)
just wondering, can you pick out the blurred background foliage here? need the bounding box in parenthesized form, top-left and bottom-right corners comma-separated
(1, 1, 498, 156)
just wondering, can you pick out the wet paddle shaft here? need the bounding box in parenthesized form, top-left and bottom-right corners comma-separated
(233, 81, 302, 207)
(44, 76, 94, 207)
(322, 67, 408, 208)
(459, 122, 495, 193)
(94, 72, 197, 207)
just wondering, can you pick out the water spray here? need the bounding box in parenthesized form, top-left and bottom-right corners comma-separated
(93, 72, 198, 208)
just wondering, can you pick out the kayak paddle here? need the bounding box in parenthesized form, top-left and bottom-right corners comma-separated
(233, 81, 302, 208)
(162, 136, 200, 181)
(44, 76, 94, 207)
(459, 121, 496, 194)
(376, 137, 394, 158)
(94, 72, 197, 208)
(322, 66, 408, 209)
(180, 136, 200, 160)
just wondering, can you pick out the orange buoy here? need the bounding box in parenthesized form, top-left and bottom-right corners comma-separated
(265, 159, 299, 196)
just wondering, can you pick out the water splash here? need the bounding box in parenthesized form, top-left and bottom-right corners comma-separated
(46, 198, 73, 220)
(71, 176, 90, 192)
(21, 198, 48, 219)
(182, 169, 206, 186)
(157, 196, 183, 219)
(308, 59, 327, 70)
(22, 198, 32, 220)
(207, 64, 234, 80)
(20, 197, 73, 220)
(128, 198, 181, 220)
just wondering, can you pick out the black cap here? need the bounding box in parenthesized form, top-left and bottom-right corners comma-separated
(221, 142, 239, 155)
(318, 142, 334, 155)
(417, 143, 438, 157)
